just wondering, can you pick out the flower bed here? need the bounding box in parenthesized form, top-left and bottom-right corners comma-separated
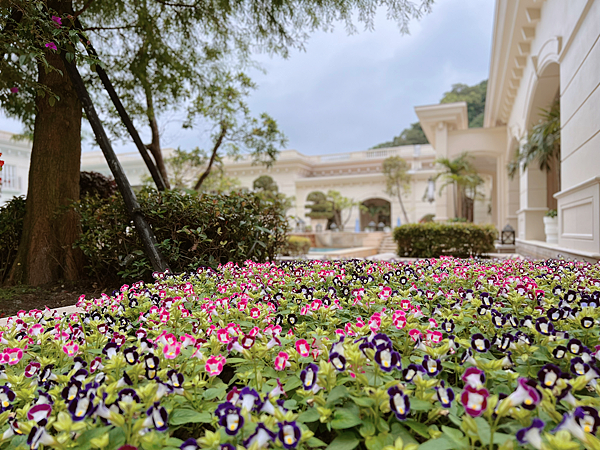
(1, 258, 600, 450)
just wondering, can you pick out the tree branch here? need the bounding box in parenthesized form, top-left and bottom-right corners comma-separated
(73, 0, 95, 18)
(194, 125, 227, 191)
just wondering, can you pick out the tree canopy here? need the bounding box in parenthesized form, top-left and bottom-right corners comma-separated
(372, 79, 488, 148)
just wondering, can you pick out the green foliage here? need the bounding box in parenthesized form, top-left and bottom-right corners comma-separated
(393, 222, 497, 258)
(508, 98, 560, 178)
(440, 80, 488, 128)
(285, 235, 312, 256)
(546, 209, 557, 218)
(305, 190, 358, 230)
(80, 171, 117, 199)
(372, 122, 428, 148)
(418, 213, 435, 223)
(327, 190, 359, 230)
(253, 175, 278, 193)
(0, 196, 26, 284)
(306, 191, 333, 220)
(372, 80, 487, 148)
(434, 152, 484, 221)
(73, 188, 290, 281)
(159, 148, 240, 193)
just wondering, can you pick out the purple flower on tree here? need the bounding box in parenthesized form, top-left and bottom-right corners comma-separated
(45, 42, 58, 51)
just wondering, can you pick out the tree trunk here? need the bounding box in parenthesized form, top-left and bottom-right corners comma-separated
(194, 125, 227, 191)
(144, 86, 170, 188)
(7, 0, 84, 286)
(396, 182, 410, 225)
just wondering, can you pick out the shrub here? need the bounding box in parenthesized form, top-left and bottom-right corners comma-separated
(0, 196, 26, 283)
(393, 222, 497, 258)
(285, 235, 311, 256)
(74, 188, 289, 281)
(1, 258, 599, 450)
(79, 171, 117, 199)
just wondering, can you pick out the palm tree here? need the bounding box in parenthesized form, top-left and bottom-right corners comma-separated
(508, 98, 560, 181)
(434, 153, 484, 221)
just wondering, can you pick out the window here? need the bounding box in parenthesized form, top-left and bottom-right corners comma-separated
(1, 165, 20, 190)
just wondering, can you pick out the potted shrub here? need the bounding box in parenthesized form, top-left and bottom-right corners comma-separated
(544, 208, 558, 243)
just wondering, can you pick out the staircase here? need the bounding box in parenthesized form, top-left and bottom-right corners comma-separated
(378, 233, 397, 254)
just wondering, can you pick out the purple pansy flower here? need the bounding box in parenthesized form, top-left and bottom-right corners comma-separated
(277, 421, 301, 449)
(516, 418, 544, 449)
(244, 423, 275, 448)
(388, 386, 410, 420)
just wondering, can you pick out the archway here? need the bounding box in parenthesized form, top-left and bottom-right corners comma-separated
(518, 61, 560, 240)
(360, 198, 391, 231)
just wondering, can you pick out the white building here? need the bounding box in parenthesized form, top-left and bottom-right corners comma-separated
(0, 131, 31, 206)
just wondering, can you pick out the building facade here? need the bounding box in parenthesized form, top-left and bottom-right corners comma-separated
(415, 0, 600, 261)
(0, 131, 31, 206)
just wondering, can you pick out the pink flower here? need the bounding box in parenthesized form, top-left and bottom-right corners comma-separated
(29, 324, 44, 337)
(250, 307, 261, 319)
(51, 15, 62, 26)
(62, 341, 79, 357)
(394, 316, 407, 329)
(163, 342, 182, 359)
(3, 348, 23, 365)
(295, 339, 310, 357)
(180, 333, 196, 348)
(45, 42, 57, 51)
(409, 329, 422, 341)
(205, 354, 225, 376)
(10, 87, 18, 94)
(274, 351, 290, 371)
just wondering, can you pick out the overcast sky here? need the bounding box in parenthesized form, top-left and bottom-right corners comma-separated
(0, 0, 495, 156)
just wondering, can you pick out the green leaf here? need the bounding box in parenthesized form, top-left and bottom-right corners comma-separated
(350, 396, 375, 407)
(410, 397, 433, 411)
(405, 419, 430, 439)
(75, 426, 113, 450)
(169, 409, 212, 425)
(331, 405, 362, 430)
(365, 432, 393, 450)
(474, 417, 491, 444)
(298, 408, 320, 423)
(325, 432, 360, 450)
(441, 426, 469, 449)
(417, 437, 456, 450)
(390, 423, 418, 445)
(359, 418, 376, 437)
(307, 437, 328, 448)
(284, 376, 303, 392)
(107, 427, 127, 450)
(326, 385, 349, 406)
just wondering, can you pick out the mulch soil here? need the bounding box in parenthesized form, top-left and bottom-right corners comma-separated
(0, 280, 122, 318)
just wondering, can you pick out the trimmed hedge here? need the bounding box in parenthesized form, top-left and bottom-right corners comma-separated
(74, 188, 289, 281)
(0, 196, 26, 284)
(284, 235, 312, 256)
(393, 222, 497, 258)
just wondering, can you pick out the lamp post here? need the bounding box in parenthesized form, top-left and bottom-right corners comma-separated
(501, 224, 516, 245)
(426, 177, 436, 203)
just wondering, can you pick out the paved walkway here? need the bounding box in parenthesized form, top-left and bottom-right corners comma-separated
(0, 305, 82, 327)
